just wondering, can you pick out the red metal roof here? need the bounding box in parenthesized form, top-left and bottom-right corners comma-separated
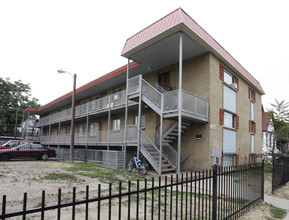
(121, 8, 264, 94)
(23, 61, 139, 114)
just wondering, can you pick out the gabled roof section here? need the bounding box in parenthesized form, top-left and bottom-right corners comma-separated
(262, 111, 273, 132)
(121, 8, 264, 94)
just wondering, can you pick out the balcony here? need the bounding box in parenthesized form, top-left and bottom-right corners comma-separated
(40, 125, 138, 146)
(128, 75, 209, 122)
(37, 90, 136, 127)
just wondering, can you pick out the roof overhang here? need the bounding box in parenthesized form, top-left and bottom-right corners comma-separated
(121, 8, 264, 95)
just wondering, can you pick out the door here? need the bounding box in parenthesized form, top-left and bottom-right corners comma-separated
(158, 71, 171, 91)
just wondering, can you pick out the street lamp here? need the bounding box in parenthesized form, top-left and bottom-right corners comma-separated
(57, 69, 77, 162)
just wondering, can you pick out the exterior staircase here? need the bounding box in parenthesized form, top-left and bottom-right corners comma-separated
(127, 75, 208, 174)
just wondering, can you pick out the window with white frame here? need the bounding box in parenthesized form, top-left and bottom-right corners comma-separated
(250, 101, 256, 133)
(223, 128, 237, 154)
(251, 134, 255, 154)
(89, 123, 99, 136)
(78, 124, 85, 136)
(223, 85, 237, 113)
(224, 70, 236, 86)
(112, 119, 120, 131)
(223, 111, 236, 128)
(112, 88, 121, 101)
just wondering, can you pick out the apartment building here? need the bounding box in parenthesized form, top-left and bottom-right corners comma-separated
(23, 8, 264, 174)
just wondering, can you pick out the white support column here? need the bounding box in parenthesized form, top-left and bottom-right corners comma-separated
(85, 113, 89, 162)
(137, 75, 143, 159)
(58, 122, 61, 148)
(159, 94, 164, 174)
(107, 95, 111, 151)
(48, 124, 51, 147)
(177, 32, 183, 175)
(124, 59, 130, 168)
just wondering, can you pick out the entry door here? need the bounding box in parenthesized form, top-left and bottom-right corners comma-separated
(158, 72, 171, 91)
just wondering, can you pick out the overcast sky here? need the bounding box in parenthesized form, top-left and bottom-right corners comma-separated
(0, 0, 288, 110)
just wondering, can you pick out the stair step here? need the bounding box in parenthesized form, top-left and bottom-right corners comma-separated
(161, 168, 176, 173)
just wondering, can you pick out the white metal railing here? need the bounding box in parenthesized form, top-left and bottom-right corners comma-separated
(37, 91, 127, 127)
(181, 90, 209, 118)
(141, 80, 162, 108)
(127, 75, 140, 95)
(154, 130, 177, 167)
(40, 126, 138, 146)
(139, 129, 161, 174)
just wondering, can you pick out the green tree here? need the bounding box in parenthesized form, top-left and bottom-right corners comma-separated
(0, 77, 40, 135)
(268, 99, 289, 152)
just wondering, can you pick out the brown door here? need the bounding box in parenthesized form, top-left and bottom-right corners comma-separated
(158, 72, 171, 91)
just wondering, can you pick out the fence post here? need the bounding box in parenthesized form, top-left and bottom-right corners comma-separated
(262, 159, 264, 201)
(271, 154, 275, 194)
(212, 164, 217, 220)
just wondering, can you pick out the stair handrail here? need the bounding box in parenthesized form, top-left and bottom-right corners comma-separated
(139, 129, 161, 174)
(155, 119, 177, 144)
(155, 130, 177, 167)
(141, 79, 163, 108)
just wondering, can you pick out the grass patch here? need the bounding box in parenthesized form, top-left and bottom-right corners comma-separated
(65, 162, 146, 184)
(269, 204, 286, 219)
(264, 164, 272, 173)
(42, 172, 77, 181)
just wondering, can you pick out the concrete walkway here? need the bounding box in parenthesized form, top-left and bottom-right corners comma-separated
(264, 194, 289, 219)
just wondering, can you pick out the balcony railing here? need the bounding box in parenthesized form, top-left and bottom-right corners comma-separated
(40, 125, 138, 146)
(128, 75, 209, 121)
(38, 90, 129, 127)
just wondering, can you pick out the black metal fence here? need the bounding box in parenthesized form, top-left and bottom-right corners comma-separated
(272, 156, 289, 193)
(0, 162, 264, 220)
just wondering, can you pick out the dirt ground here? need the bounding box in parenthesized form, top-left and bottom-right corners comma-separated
(1, 161, 288, 219)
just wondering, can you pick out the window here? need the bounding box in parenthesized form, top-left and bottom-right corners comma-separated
(223, 85, 236, 113)
(224, 111, 236, 128)
(250, 102, 255, 121)
(89, 123, 99, 136)
(251, 135, 255, 154)
(249, 88, 256, 102)
(249, 121, 256, 133)
(112, 119, 120, 131)
(219, 64, 239, 90)
(224, 70, 235, 85)
(90, 96, 99, 110)
(223, 155, 235, 167)
(134, 115, 146, 128)
(112, 88, 121, 101)
(78, 124, 85, 136)
(223, 128, 237, 154)
(65, 126, 70, 135)
(31, 144, 43, 149)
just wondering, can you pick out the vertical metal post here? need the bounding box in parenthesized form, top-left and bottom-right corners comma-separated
(70, 73, 77, 162)
(262, 159, 264, 201)
(159, 94, 164, 174)
(123, 59, 130, 168)
(85, 113, 89, 162)
(58, 122, 61, 148)
(137, 75, 142, 159)
(107, 95, 111, 151)
(21, 113, 25, 139)
(212, 164, 218, 220)
(48, 124, 51, 147)
(41, 126, 43, 144)
(177, 32, 183, 175)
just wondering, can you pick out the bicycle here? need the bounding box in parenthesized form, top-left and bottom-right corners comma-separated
(126, 155, 149, 175)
